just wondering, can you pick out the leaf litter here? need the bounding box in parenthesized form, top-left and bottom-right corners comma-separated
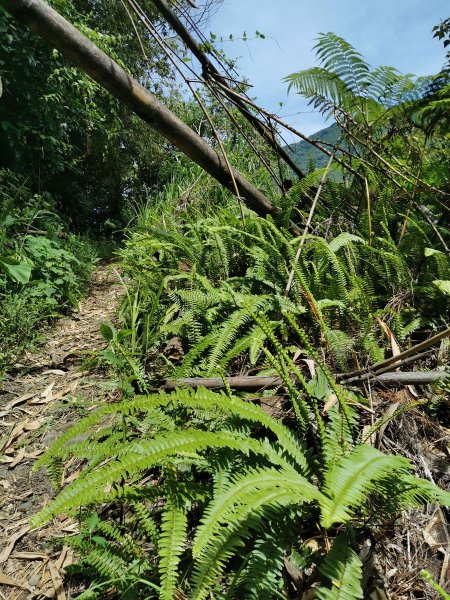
(0, 266, 123, 599)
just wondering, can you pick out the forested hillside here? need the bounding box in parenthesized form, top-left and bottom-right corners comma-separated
(284, 122, 341, 171)
(0, 2, 449, 599)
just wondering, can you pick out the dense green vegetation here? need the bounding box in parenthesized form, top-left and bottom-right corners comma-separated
(0, 0, 190, 371)
(0, 171, 98, 369)
(1, 3, 449, 599)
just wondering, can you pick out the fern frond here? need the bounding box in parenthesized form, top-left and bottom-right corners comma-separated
(158, 500, 187, 600)
(320, 445, 410, 527)
(31, 429, 297, 526)
(190, 487, 308, 600)
(192, 467, 321, 558)
(315, 534, 363, 599)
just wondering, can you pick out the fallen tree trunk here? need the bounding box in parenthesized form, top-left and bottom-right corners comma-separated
(162, 371, 449, 391)
(0, 0, 302, 232)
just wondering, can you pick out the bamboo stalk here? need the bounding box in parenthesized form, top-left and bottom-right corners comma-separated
(149, 0, 306, 179)
(162, 371, 448, 391)
(343, 349, 434, 383)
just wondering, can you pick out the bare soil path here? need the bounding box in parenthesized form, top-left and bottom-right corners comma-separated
(0, 265, 123, 599)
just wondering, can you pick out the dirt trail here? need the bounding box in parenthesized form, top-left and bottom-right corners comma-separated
(0, 265, 123, 599)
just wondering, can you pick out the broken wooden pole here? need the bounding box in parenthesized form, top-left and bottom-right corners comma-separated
(162, 371, 449, 391)
(0, 0, 301, 231)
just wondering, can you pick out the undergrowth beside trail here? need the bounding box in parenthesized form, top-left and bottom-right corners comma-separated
(33, 161, 450, 599)
(0, 171, 99, 373)
(17, 28, 450, 600)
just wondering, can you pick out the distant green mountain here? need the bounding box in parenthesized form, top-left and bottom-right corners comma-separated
(284, 123, 341, 172)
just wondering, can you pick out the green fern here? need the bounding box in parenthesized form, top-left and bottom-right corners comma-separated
(315, 534, 363, 600)
(158, 500, 187, 600)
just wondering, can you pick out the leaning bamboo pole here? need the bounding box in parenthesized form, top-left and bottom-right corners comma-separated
(149, 0, 306, 179)
(1, 0, 303, 232)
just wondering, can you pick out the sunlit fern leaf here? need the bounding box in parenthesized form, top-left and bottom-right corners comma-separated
(46, 455, 64, 489)
(190, 487, 310, 600)
(206, 295, 273, 373)
(192, 467, 321, 558)
(315, 534, 363, 600)
(158, 500, 187, 600)
(392, 474, 450, 508)
(319, 445, 410, 528)
(147, 387, 310, 472)
(34, 404, 118, 469)
(31, 429, 296, 527)
(173, 331, 217, 377)
(327, 233, 364, 254)
(84, 547, 128, 582)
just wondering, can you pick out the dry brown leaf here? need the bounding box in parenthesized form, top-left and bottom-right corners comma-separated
(322, 393, 338, 414)
(300, 358, 316, 377)
(54, 546, 74, 572)
(38, 381, 55, 404)
(26, 448, 45, 459)
(0, 525, 30, 563)
(377, 402, 400, 446)
(11, 552, 48, 560)
(284, 556, 304, 588)
(0, 572, 29, 590)
(63, 469, 81, 484)
(362, 424, 377, 447)
(58, 521, 79, 533)
(23, 418, 45, 431)
(423, 509, 450, 554)
(48, 561, 66, 600)
(0, 422, 25, 452)
(9, 446, 26, 469)
(4, 392, 35, 411)
(378, 318, 401, 362)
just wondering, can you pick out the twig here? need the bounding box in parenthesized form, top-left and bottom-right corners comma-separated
(343, 349, 434, 384)
(341, 327, 450, 381)
(162, 371, 448, 391)
(284, 154, 334, 296)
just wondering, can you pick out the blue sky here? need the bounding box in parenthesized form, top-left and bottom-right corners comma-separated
(206, 0, 448, 136)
